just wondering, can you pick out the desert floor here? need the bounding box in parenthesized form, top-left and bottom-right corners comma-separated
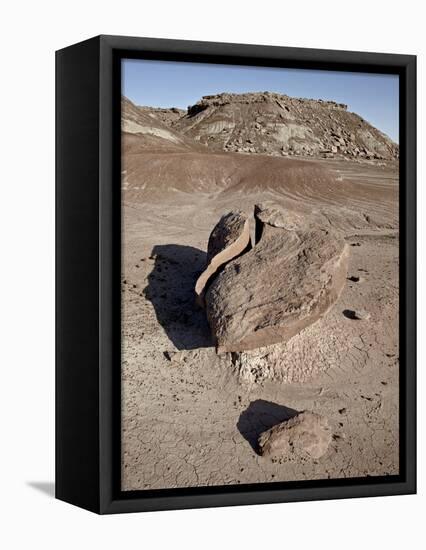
(121, 156, 399, 490)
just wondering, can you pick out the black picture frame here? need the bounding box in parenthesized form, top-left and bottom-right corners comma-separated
(56, 34, 416, 514)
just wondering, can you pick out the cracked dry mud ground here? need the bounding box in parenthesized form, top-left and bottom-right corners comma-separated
(121, 158, 399, 490)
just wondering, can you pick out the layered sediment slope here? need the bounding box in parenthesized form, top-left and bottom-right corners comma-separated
(139, 105, 186, 126)
(122, 96, 199, 153)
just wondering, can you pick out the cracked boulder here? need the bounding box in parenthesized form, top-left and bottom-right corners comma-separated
(258, 411, 332, 459)
(205, 205, 349, 353)
(195, 210, 251, 307)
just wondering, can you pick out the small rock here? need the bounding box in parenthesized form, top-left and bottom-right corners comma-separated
(258, 411, 332, 460)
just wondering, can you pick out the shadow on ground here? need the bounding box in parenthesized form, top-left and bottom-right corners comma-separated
(237, 400, 299, 454)
(27, 481, 55, 498)
(144, 244, 213, 350)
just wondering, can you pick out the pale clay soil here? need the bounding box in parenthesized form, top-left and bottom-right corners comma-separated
(121, 157, 399, 491)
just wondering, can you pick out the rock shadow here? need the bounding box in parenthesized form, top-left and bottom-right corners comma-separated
(343, 309, 358, 320)
(237, 399, 299, 454)
(144, 244, 213, 350)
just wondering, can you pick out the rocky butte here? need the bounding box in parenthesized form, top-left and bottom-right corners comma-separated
(171, 92, 399, 160)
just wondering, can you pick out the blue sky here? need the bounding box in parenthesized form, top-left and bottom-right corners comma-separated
(122, 59, 399, 142)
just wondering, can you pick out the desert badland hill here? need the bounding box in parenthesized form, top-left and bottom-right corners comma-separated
(136, 92, 398, 160)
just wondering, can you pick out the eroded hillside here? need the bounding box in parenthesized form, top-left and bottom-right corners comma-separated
(171, 92, 399, 160)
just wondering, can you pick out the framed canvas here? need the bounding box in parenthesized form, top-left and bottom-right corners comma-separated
(56, 35, 416, 514)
